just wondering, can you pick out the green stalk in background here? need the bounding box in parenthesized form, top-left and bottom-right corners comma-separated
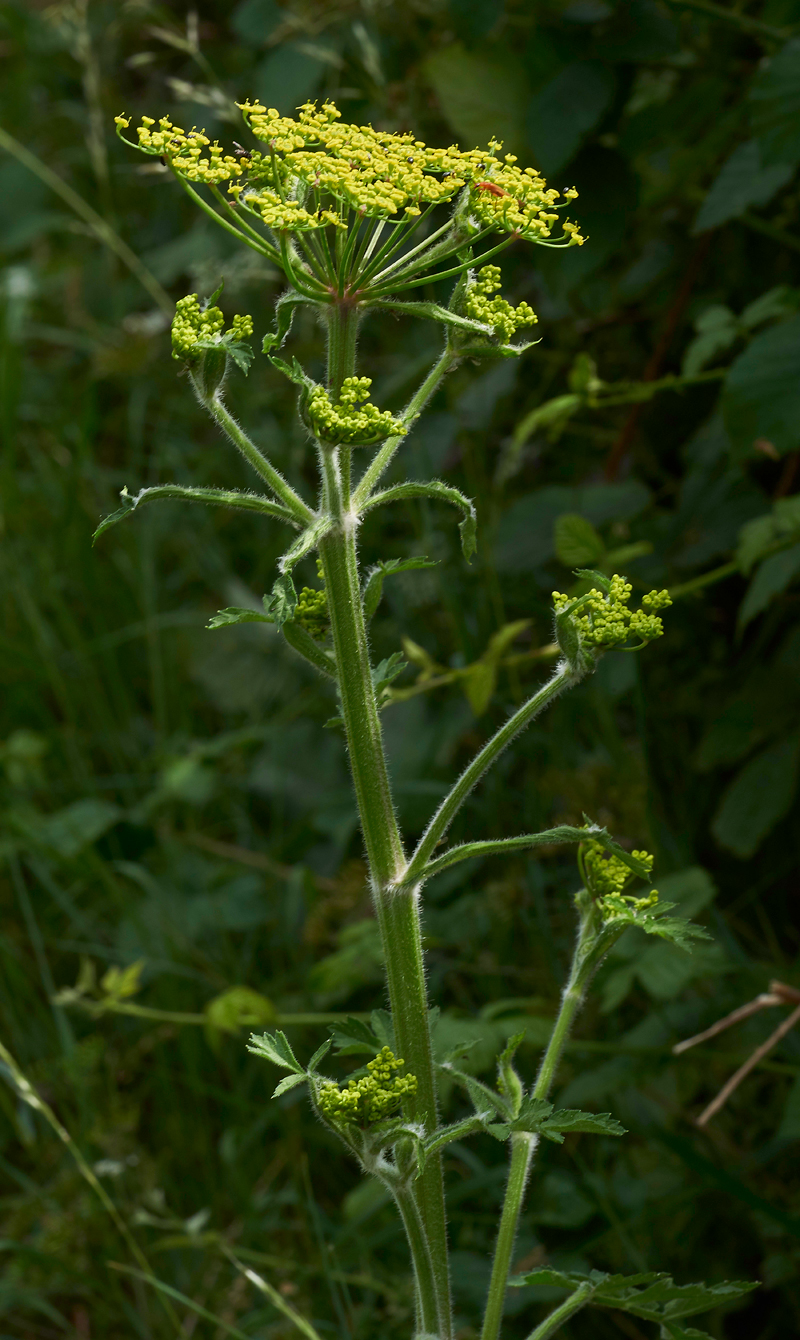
(87, 99, 752, 1340)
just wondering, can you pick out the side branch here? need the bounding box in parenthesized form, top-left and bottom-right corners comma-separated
(414, 825, 653, 885)
(93, 484, 299, 544)
(203, 395, 314, 524)
(414, 826, 594, 883)
(360, 479, 476, 561)
(404, 665, 575, 883)
(352, 347, 457, 505)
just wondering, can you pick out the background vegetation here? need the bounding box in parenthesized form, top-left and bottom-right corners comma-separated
(1, 0, 800, 1336)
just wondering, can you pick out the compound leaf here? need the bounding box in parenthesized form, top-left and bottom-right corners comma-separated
(247, 1029, 303, 1073)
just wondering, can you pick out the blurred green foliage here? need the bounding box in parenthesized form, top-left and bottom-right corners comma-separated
(1, 0, 800, 1336)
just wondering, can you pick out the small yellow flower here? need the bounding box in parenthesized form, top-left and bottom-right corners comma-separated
(317, 1047, 417, 1127)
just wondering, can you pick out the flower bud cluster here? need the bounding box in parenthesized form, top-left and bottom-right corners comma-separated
(465, 266, 537, 342)
(171, 294, 253, 363)
(582, 840, 659, 918)
(553, 576, 671, 650)
(307, 376, 403, 447)
(317, 1047, 417, 1126)
(296, 562, 328, 640)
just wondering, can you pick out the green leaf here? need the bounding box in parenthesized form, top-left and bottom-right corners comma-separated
(723, 314, 800, 457)
(738, 545, 800, 630)
(362, 556, 439, 623)
(508, 1269, 756, 1321)
(527, 62, 616, 174)
(226, 340, 253, 375)
(92, 497, 135, 544)
(712, 735, 800, 858)
(34, 798, 121, 858)
(306, 1038, 332, 1073)
(205, 986, 276, 1035)
(538, 1108, 627, 1142)
(459, 508, 477, 563)
(512, 394, 582, 449)
(461, 620, 529, 716)
(372, 652, 408, 701)
(262, 292, 313, 353)
(736, 495, 800, 573)
(246, 1029, 303, 1072)
(506, 1096, 626, 1143)
(424, 44, 526, 155)
(554, 513, 606, 568)
(272, 1071, 308, 1098)
(681, 306, 738, 377)
(268, 354, 317, 392)
(694, 141, 793, 233)
(749, 38, 800, 165)
(101, 959, 145, 1000)
(207, 606, 274, 629)
(331, 1017, 381, 1056)
(265, 572, 297, 627)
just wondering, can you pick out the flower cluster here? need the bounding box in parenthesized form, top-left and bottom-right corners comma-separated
(116, 102, 584, 246)
(307, 376, 404, 447)
(171, 293, 253, 363)
(115, 115, 249, 187)
(316, 1047, 418, 1126)
(582, 841, 659, 918)
(296, 562, 328, 640)
(553, 576, 672, 650)
(465, 266, 537, 342)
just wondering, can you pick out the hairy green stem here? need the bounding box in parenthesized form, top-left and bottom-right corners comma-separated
(481, 924, 593, 1340)
(353, 346, 456, 506)
(319, 530, 453, 1333)
(391, 1182, 441, 1336)
(525, 1283, 594, 1340)
(405, 665, 574, 883)
(319, 306, 453, 1335)
(480, 1133, 536, 1340)
(204, 394, 313, 523)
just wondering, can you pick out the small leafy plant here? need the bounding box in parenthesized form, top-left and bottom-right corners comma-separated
(99, 99, 755, 1340)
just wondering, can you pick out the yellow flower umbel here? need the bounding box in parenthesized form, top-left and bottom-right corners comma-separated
(465, 265, 537, 342)
(553, 576, 672, 653)
(296, 561, 329, 640)
(307, 376, 404, 447)
(171, 293, 253, 363)
(316, 1047, 418, 1127)
(114, 102, 583, 302)
(580, 841, 659, 919)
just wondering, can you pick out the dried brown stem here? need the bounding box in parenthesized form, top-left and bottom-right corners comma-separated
(673, 994, 782, 1054)
(696, 1001, 800, 1127)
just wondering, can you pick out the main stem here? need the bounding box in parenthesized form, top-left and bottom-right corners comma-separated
(318, 302, 452, 1337)
(480, 948, 589, 1340)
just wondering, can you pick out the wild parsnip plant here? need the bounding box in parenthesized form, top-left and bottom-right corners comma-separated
(102, 100, 755, 1340)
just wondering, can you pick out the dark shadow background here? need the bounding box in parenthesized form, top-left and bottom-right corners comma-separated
(1, 1, 799, 1336)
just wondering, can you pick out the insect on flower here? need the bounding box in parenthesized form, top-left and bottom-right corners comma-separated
(475, 181, 510, 197)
